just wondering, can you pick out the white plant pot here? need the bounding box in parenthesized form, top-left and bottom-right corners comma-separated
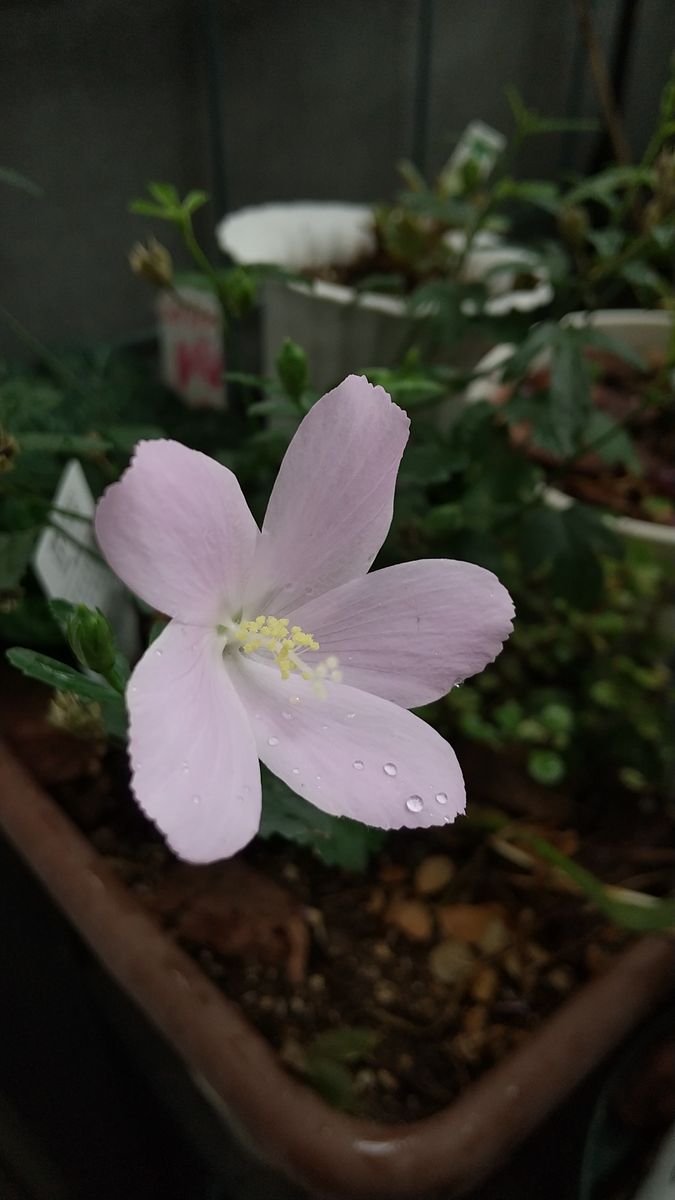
(217, 202, 552, 394)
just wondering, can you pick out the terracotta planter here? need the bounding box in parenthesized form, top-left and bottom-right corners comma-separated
(217, 202, 552, 393)
(0, 739, 672, 1200)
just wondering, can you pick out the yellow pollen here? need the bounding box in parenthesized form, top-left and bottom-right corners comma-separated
(234, 614, 330, 685)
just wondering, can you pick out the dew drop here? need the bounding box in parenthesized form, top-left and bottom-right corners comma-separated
(291, 767, 300, 775)
(290, 695, 301, 705)
(315, 774, 321, 782)
(352, 760, 364, 771)
(405, 794, 424, 813)
(383, 762, 397, 777)
(191, 794, 201, 805)
(181, 761, 189, 773)
(321, 724, 329, 732)
(267, 735, 279, 747)
(346, 712, 356, 721)
(281, 710, 293, 721)
(130, 685, 138, 695)
(155, 648, 163, 657)
(435, 791, 448, 805)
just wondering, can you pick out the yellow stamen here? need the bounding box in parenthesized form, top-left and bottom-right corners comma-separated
(232, 613, 338, 694)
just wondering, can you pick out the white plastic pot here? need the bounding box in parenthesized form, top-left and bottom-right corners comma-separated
(466, 310, 675, 571)
(217, 202, 552, 394)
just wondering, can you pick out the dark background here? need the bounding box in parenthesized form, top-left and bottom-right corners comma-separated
(1, 0, 673, 357)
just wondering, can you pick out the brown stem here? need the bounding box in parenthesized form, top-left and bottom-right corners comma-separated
(573, 0, 632, 165)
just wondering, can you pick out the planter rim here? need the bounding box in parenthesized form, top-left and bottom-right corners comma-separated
(218, 200, 552, 318)
(466, 310, 675, 551)
(0, 738, 672, 1200)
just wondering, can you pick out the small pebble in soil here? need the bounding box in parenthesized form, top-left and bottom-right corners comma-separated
(414, 854, 454, 896)
(374, 981, 397, 1006)
(470, 964, 498, 1004)
(372, 940, 393, 961)
(308, 973, 326, 992)
(547, 966, 575, 992)
(385, 897, 433, 942)
(428, 939, 476, 986)
(377, 1069, 398, 1091)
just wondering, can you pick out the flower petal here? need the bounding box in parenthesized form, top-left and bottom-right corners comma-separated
(288, 559, 515, 707)
(95, 440, 259, 624)
(230, 657, 465, 830)
(127, 621, 261, 862)
(243, 376, 409, 615)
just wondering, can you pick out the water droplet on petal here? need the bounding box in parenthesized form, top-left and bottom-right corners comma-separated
(291, 767, 300, 775)
(267, 735, 279, 746)
(435, 792, 448, 805)
(281, 710, 293, 721)
(155, 648, 163, 657)
(315, 774, 321, 781)
(130, 685, 138, 695)
(383, 762, 397, 777)
(346, 712, 356, 720)
(321, 724, 329, 732)
(406, 794, 424, 813)
(352, 760, 364, 771)
(191, 794, 201, 805)
(181, 762, 189, 773)
(290, 695, 301, 705)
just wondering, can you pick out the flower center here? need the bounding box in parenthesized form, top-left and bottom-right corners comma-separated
(224, 614, 341, 693)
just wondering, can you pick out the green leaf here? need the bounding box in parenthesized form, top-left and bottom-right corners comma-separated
(304, 1058, 356, 1112)
(494, 178, 561, 214)
(307, 1027, 378, 1063)
(182, 189, 209, 215)
(581, 410, 639, 469)
(564, 166, 654, 207)
(620, 259, 668, 297)
(147, 182, 180, 206)
(259, 769, 385, 870)
(5, 648, 127, 740)
(128, 199, 171, 218)
(549, 328, 592, 457)
(527, 749, 565, 785)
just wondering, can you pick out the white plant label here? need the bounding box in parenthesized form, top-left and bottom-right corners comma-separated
(157, 285, 226, 410)
(33, 459, 139, 660)
(440, 120, 506, 192)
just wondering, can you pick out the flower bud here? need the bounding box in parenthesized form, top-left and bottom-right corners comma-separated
(48, 692, 105, 741)
(276, 338, 308, 400)
(219, 267, 256, 318)
(0, 430, 18, 474)
(66, 605, 117, 676)
(129, 237, 173, 288)
(558, 205, 589, 247)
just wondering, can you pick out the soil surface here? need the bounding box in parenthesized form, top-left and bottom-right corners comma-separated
(519, 350, 675, 526)
(47, 745, 675, 1124)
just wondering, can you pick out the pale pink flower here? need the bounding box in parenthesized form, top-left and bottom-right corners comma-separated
(95, 376, 514, 863)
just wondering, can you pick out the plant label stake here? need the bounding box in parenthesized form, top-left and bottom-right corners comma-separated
(33, 459, 140, 660)
(157, 285, 226, 410)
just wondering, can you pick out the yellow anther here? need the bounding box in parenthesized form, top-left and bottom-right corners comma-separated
(230, 612, 341, 694)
